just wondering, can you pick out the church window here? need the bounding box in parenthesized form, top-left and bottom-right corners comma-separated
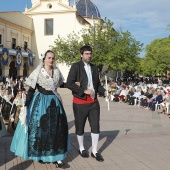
(45, 19, 53, 35)
(24, 41, 28, 51)
(12, 38, 16, 49)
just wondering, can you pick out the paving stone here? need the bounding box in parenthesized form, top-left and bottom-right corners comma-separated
(1, 88, 170, 170)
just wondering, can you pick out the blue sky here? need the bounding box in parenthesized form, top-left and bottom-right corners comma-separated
(0, 0, 170, 57)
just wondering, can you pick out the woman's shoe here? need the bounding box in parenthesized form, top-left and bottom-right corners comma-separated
(38, 160, 46, 164)
(55, 161, 65, 168)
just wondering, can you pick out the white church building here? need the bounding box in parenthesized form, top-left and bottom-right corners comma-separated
(0, 0, 102, 80)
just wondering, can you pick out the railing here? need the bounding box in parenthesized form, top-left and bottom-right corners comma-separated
(0, 47, 35, 58)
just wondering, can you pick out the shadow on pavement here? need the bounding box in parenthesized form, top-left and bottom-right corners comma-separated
(67, 130, 119, 162)
(99, 130, 119, 153)
(8, 160, 33, 170)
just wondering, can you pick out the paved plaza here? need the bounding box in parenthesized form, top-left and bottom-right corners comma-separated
(1, 88, 170, 170)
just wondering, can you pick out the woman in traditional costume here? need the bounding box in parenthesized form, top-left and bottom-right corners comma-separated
(1, 88, 12, 124)
(10, 50, 69, 168)
(0, 111, 7, 137)
(3, 88, 12, 101)
(0, 84, 7, 137)
(7, 90, 23, 133)
(0, 84, 4, 115)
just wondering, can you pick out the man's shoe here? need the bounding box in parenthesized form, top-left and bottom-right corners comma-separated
(91, 152, 104, 162)
(79, 150, 89, 158)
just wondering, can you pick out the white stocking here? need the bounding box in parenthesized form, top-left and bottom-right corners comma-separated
(77, 135, 85, 153)
(91, 133, 99, 155)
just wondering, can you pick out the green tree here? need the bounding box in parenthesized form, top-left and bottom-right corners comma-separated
(142, 37, 170, 76)
(51, 18, 143, 76)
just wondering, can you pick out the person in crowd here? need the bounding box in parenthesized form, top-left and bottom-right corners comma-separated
(8, 81, 17, 102)
(128, 87, 141, 105)
(108, 82, 118, 102)
(149, 90, 163, 111)
(67, 45, 109, 162)
(118, 85, 128, 103)
(0, 84, 4, 118)
(126, 87, 135, 104)
(144, 88, 156, 109)
(21, 88, 27, 105)
(0, 113, 7, 137)
(1, 88, 12, 124)
(5, 76, 10, 85)
(3, 88, 12, 102)
(140, 88, 151, 108)
(7, 90, 23, 133)
(10, 50, 69, 168)
(0, 84, 4, 97)
(123, 86, 130, 103)
(158, 91, 170, 114)
(15, 78, 24, 91)
(12, 90, 23, 128)
(146, 90, 157, 109)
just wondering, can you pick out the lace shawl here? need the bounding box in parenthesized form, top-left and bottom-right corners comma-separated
(3, 94, 12, 102)
(24, 63, 42, 89)
(25, 67, 64, 91)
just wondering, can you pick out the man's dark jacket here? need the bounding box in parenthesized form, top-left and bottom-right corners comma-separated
(8, 86, 17, 98)
(66, 60, 106, 100)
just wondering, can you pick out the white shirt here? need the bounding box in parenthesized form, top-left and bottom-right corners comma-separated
(133, 91, 141, 98)
(84, 63, 93, 90)
(84, 62, 95, 99)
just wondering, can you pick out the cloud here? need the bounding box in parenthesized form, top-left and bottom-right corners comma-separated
(95, 0, 170, 26)
(92, 0, 170, 47)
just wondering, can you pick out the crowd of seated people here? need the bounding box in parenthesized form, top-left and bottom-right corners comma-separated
(1, 75, 170, 136)
(107, 77, 170, 117)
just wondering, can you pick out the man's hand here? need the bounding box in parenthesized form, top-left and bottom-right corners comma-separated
(75, 82, 80, 87)
(84, 89, 94, 96)
(105, 91, 110, 99)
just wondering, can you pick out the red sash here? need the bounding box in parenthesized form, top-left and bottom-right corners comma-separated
(73, 94, 97, 104)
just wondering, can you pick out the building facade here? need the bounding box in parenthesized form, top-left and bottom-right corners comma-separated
(0, 0, 102, 80)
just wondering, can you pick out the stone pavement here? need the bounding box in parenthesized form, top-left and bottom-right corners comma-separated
(1, 88, 170, 170)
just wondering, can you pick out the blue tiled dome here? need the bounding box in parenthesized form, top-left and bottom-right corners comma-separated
(76, 0, 101, 18)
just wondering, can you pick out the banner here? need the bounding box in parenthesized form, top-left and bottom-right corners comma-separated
(2, 48, 9, 66)
(16, 50, 22, 67)
(28, 53, 34, 67)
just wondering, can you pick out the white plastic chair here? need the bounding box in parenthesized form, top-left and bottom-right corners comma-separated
(134, 98, 139, 106)
(155, 102, 160, 111)
(110, 94, 114, 102)
(166, 103, 170, 114)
